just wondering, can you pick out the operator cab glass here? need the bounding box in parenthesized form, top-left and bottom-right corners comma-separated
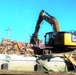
(44, 32, 56, 46)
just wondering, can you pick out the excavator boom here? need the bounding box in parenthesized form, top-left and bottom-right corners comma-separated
(30, 10, 60, 44)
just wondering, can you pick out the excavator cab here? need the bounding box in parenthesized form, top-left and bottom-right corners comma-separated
(45, 32, 57, 46)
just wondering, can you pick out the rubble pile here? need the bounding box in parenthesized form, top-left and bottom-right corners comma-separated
(0, 38, 34, 55)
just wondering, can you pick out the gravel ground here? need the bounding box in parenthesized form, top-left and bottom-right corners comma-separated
(0, 70, 76, 75)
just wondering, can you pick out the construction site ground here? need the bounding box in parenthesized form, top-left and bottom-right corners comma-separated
(0, 39, 76, 75)
(0, 70, 75, 75)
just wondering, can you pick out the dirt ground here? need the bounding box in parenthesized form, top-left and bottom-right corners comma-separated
(0, 70, 76, 75)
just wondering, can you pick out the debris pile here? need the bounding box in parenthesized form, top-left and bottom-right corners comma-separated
(0, 38, 34, 55)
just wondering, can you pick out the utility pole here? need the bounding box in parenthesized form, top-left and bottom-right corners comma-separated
(6, 28, 11, 39)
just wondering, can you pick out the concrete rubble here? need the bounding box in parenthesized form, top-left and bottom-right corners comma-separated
(0, 38, 76, 72)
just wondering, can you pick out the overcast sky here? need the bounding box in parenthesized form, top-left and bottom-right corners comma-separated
(0, 0, 76, 43)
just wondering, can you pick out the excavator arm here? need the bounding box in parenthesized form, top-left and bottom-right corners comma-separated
(30, 10, 60, 44)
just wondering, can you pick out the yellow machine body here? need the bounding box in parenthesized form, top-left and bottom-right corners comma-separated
(55, 32, 76, 46)
(64, 33, 76, 46)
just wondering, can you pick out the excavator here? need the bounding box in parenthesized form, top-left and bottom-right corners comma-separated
(30, 10, 76, 52)
(30, 10, 76, 71)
